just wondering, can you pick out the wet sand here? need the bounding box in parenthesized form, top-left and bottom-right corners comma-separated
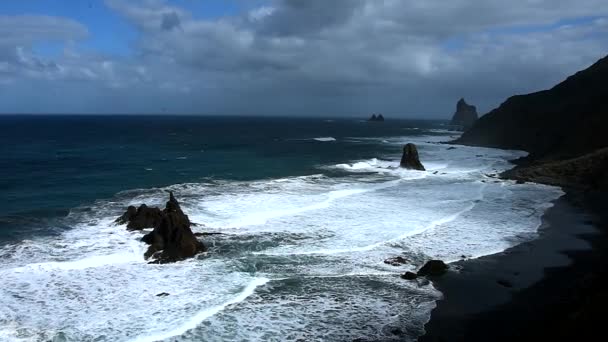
(420, 191, 608, 341)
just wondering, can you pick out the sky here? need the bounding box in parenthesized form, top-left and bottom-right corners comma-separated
(0, 0, 607, 118)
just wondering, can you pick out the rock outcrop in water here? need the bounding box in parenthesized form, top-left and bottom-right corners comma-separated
(117, 192, 206, 263)
(399, 260, 448, 280)
(369, 114, 385, 122)
(115, 204, 163, 231)
(450, 98, 478, 130)
(400, 143, 425, 171)
(384, 256, 408, 266)
(454, 54, 608, 191)
(417, 260, 448, 277)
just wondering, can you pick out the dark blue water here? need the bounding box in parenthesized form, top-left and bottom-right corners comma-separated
(0, 115, 567, 341)
(0, 115, 446, 240)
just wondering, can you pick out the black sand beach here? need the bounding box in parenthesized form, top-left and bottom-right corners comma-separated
(420, 191, 608, 341)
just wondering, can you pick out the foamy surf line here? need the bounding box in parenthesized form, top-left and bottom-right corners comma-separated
(130, 277, 269, 342)
(254, 184, 486, 256)
(201, 178, 408, 229)
(313, 137, 336, 142)
(4, 251, 143, 273)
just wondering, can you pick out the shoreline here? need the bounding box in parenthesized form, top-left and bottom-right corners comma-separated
(419, 189, 608, 341)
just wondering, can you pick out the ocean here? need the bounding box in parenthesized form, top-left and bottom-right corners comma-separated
(0, 115, 563, 341)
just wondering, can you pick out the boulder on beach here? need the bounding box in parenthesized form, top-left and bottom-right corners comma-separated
(115, 204, 163, 231)
(117, 192, 206, 263)
(417, 260, 448, 277)
(400, 143, 425, 171)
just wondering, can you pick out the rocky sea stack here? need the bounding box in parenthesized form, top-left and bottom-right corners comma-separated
(115, 204, 162, 231)
(450, 98, 478, 130)
(368, 114, 385, 122)
(117, 192, 206, 263)
(400, 143, 425, 171)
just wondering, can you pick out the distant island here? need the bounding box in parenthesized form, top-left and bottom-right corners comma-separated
(368, 114, 385, 122)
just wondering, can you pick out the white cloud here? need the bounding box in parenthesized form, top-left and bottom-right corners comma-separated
(1, 0, 607, 115)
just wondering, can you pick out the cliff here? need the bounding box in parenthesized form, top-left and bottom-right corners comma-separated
(456, 55, 608, 161)
(454, 54, 608, 191)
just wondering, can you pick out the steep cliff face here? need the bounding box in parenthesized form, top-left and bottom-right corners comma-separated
(450, 98, 478, 130)
(456, 55, 608, 162)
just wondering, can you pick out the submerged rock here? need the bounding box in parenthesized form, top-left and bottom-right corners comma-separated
(115, 204, 163, 231)
(417, 260, 448, 276)
(450, 98, 478, 130)
(117, 192, 206, 263)
(384, 256, 408, 266)
(401, 272, 418, 280)
(400, 143, 425, 171)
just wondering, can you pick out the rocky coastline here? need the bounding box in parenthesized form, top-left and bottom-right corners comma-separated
(420, 54, 608, 341)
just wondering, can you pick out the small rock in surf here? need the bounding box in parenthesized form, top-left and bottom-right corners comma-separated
(384, 256, 408, 266)
(400, 143, 426, 171)
(401, 272, 418, 280)
(417, 260, 448, 277)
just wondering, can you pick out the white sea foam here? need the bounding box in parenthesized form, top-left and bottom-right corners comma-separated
(0, 131, 564, 341)
(313, 137, 336, 142)
(130, 277, 270, 342)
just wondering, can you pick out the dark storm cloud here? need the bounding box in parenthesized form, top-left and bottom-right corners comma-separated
(253, 0, 363, 36)
(160, 12, 181, 31)
(1, 1, 607, 116)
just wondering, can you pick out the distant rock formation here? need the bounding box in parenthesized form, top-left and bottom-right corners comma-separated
(450, 98, 478, 130)
(117, 192, 206, 263)
(455, 54, 608, 191)
(115, 204, 163, 231)
(400, 143, 425, 170)
(368, 114, 385, 122)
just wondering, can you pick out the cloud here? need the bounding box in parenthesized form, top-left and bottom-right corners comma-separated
(1, 0, 607, 116)
(160, 12, 181, 31)
(0, 15, 88, 46)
